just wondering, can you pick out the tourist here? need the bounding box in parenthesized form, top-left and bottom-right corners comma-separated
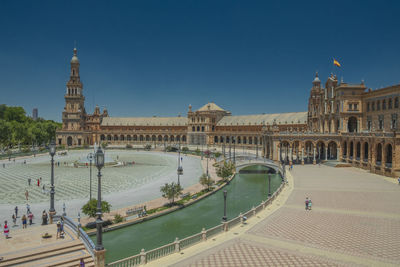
(398, 177, 400, 185)
(42, 210, 48, 225)
(80, 258, 85, 267)
(3, 221, 10, 239)
(305, 197, 309, 210)
(308, 198, 312, 210)
(28, 212, 34, 225)
(42, 184, 46, 194)
(28, 178, 31, 186)
(60, 218, 65, 237)
(40, 177, 42, 185)
(37, 178, 40, 187)
(25, 190, 29, 201)
(56, 221, 61, 238)
(22, 214, 27, 229)
(12, 214, 16, 226)
(14, 206, 18, 218)
(26, 203, 30, 214)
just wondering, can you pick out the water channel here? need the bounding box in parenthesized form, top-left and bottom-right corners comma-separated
(94, 164, 282, 263)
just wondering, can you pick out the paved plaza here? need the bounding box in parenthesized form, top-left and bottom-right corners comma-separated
(0, 150, 203, 229)
(149, 165, 400, 267)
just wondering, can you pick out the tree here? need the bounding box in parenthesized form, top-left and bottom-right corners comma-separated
(199, 174, 214, 191)
(217, 161, 235, 180)
(81, 199, 112, 218)
(160, 182, 183, 204)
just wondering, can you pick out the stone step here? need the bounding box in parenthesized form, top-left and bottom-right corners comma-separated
(0, 241, 85, 267)
(51, 255, 95, 267)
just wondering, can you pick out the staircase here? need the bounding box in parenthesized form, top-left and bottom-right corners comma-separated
(0, 239, 94, 267)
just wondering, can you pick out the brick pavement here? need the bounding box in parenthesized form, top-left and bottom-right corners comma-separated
(158, 165, 400, 267)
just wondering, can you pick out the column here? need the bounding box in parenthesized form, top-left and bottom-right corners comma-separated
(313, 146, 316, 165)
(278, 146, 281, 162)
(289, 146, 293, 165)
(337, 147, 341, 161)
(325, 146, 328, 161)
(301, 147, 304, 165)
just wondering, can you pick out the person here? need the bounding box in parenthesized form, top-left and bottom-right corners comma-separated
(60, 217, 65, 237)
(14, 206, 18, 218)
(25, 190, 29, 201)
(80, 258, 85, 267)
(42, 184, 45, 194)
(37, 179, 40, 187)
(40, 177, 42, 185)
(56, 221, 61, 238)
(28, 178, 31, 186)
(3, 221, 9, 239)
(398, 177, 400, 185)
(28, 212, 34, 225)
(22, 214, 27, 229)
(42, 210, 48, 225)
(308, 199, 312, 210)
(26, 203, 30, 214)
(12, 214, 16, 226)
(305, 197, 309, 210)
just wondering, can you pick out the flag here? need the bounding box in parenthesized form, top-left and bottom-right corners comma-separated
(333, 59, 341, 67)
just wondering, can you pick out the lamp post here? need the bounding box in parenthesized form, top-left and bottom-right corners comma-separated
(95, 146, 105, 251)
(233, 137, 236, 164)
(205, 149, 209, 177)
(87, 153, 94, 200)
(268, 173, 272, 197)
(49, 140, 56, 223)
(222, 190, 227, 222)
(177, 139, 182, 186)
(256, 138, 259, 159)
(229, 137, 231, 160)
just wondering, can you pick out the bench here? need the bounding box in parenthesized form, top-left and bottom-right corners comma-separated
(126, 206, 147, 218)
(180, 192, 190, 199)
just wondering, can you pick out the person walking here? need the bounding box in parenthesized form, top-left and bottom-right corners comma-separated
(28, 178, 31, 186)
(42, 184, 45, 194)
(14, 206, 18, 218)
(25, 190, 29, 201)
(305, 197, 309, 210)
(398, 177, 400, 185)
(308, 199, 312, 210)
(28, 212, 34, 225)
(37, 179, 40, 187)
(12, 214, 16, 226)
(80, 258, 85, 267)
(56, 221, 61, 238)
(3, 221, 10, 239)
(21, 214, 27, 229)
(26, 203, 30, 214)
(42, 210, 48, 225)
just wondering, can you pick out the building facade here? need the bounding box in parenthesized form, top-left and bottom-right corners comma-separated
(56, 48, 400, 177)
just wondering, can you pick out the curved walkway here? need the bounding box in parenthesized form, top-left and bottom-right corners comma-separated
(148, 165, 400, 266)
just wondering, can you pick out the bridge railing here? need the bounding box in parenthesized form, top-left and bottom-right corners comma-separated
(106, 176, 287, 266)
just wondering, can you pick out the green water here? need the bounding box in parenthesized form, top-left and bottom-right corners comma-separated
(94, 165, 282, 263)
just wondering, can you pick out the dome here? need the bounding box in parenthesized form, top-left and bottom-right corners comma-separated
(71, 48, 79, 63)
(312, 72, 320, 83)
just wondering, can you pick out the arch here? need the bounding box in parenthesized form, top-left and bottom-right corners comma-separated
(363, 142, 369, 161)
(385, 143, 393, 166)
(139, 135, 144, 141)
(146, 135, 150, 141)
(192, 126, 195, 132)
(67, 136, 73, 146)
(316, 141, 326, 161)
(152, 135, 156, 141)
(176, 135, 180, 142)
(182, 135, 186, 142)
(237, 136, 241, 144)
(100, 134, 105, 141)
(127, 135, 132, 141)
(348, 117, 358, 133)
(107, 135, 112, 141)
(220, 136, 224, 143)
(120, 135, 125, 141)
(343, 141, 347, 157)
(327, 141, 338, 160)
(356, 142, 361, 159)
(158, 135, 162, 142)
(197, 126, 200, 132)
(249, 137, 253, 144)
(133, 135, 138, 141)
(254, 137, 258, 145)
(243, 137, 247, 144)
(163, 135, 168, 141)
(114, 135, 118, 141)
(376, 143, 382, 165)
(214, 136, 218, 143)
(170, 135, 174, 142)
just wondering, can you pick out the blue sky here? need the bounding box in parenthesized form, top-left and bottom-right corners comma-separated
(1, 0, 399, 122)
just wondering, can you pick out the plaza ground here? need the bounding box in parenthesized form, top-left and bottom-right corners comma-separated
(148, 164, 400, 267)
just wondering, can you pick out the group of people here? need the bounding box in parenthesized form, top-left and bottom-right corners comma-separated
(11, 206, 34, 229)
(305, 197, 313, 210)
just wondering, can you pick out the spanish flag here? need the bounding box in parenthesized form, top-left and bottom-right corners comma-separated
(333, 59, 341, 67)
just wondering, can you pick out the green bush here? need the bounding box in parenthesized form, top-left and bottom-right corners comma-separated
(113, 214, 124, 224)
(166, 146, 178, 152)
(126, 144, 133, 149)
(144, 144, 152, 150)
(214, 152, 221, 158)
(22, 147, 30, 153)
(101, 142, 108, 149)
(81, 199, 112, 218)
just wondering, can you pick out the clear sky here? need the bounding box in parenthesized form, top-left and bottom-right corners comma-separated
(1, 0, 399, 122)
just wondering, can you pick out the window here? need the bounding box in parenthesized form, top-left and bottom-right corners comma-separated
(201, 126, 204, 132)
(197, 126, 200, 131)
(348, 104, 352, 110)
(378, 115, 384, 130)
(389, 99, 393, 109)
(383, 100, 386, 110)
(192, 126, 195, 132)
(367, 102, 370, 112)
(391, 114, 397, 129)
(395, 97, 399, 108)
(212, 126, 215, 131)
(354, 104, 358, 110)
(367, 116, 372, 131)
(377, 101, 380, 110)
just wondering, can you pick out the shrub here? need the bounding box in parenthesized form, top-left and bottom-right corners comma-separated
(144, 144, 152, 150)
(126, 144, 133, 149)
(113, 214, 124, 224)
(85, 219, 113, 229)
(81, 199, 112, 218)
(166, 146, 178, 152)
(214, 152, 221, 158)
(101, 142, 108, 149)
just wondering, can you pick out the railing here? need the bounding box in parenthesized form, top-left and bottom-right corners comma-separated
(106, 167, 286, 267)
(61, 216, 95, 258)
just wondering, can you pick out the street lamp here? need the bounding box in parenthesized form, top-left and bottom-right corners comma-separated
(222, 190, 227, 222)
(87, 153, 94, 200)
(94, 146, 105, 251)
(205, 149, 210, 177)
(49, 140, 56, 223)
(177, 139, 183, 186)
(233, 137, 236, 164)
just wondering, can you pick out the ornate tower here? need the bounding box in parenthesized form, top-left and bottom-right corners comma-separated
(57, 48, 87, 146)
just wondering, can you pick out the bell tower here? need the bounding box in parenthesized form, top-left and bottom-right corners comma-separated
(62, 47, 86, 132)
